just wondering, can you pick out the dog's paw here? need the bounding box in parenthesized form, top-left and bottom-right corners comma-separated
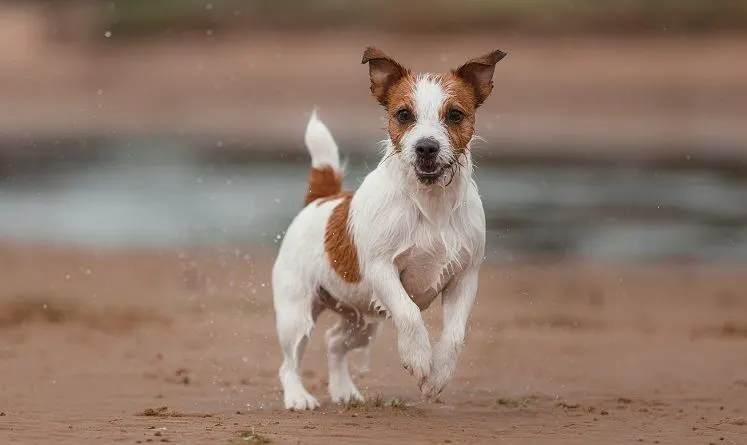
(284, 390, 320, 411)
(330, 387, 365, 405)
(419, 345, 457, 400)
(419, 369, 449, 400)
(398, 328, 432, 381)
(329, 381, 365, 405)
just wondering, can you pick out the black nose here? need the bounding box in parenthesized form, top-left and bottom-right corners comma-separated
(415, 138, 440, 157)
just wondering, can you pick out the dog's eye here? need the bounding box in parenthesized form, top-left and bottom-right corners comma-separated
(447, 109, 464, 124)
(395, 109, 413, 124)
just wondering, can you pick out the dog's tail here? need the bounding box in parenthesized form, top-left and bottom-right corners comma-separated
(303, 110, 343, 206)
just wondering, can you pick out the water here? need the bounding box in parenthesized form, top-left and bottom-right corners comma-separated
(1, 138, 746, 262)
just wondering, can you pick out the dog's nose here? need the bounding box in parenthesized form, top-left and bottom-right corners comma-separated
(414, 138, 440, 157)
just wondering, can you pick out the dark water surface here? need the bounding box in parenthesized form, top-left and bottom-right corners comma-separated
(1, 138, 746, 263)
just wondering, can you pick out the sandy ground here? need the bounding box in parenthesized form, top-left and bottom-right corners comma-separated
(1, 243, 747, 444)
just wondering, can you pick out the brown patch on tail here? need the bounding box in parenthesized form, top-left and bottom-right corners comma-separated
(304, 166, 342, 206)
(324, 194, 361, 283)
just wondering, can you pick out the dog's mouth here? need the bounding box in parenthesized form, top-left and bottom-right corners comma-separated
(414, 164, 446, 184)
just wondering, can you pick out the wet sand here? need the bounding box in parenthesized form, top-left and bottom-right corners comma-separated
(1, 243, 746, 444)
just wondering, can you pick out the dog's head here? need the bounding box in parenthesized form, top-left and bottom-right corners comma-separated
(362, 47, 506, 185)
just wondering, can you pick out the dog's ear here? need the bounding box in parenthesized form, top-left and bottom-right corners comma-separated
(361, 47, 408, 106)
(454, 49, 507, 107)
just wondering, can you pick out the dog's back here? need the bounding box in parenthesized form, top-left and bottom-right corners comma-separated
(272, 111, 363, 410)
(272, 111, 347, 295)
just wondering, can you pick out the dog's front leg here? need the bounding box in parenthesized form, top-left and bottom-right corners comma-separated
(370, 263, 432, 382)
(421, 267, 479, 400)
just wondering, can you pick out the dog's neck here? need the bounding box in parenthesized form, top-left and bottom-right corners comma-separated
(379, 141, 473, 227)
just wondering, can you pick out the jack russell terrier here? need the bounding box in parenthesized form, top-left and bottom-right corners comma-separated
(272, 46, 506, 410)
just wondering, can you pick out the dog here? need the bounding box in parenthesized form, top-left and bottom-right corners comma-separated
(272, 46, 506, 410)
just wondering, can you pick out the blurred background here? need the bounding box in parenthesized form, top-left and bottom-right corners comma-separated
(3, 3, 747, 443)
(0, 0, 746, 262)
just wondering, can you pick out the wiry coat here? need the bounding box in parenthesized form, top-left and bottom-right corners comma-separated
(272, 47, 506, 410)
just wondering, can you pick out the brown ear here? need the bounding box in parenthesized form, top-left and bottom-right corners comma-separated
(455, 49, 507, 107)
(361, 47, 408, 106)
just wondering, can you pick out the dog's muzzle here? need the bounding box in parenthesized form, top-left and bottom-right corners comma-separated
(414, 138, 445, 184)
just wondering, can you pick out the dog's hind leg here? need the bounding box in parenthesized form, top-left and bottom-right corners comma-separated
(275, 283, 323, 410)
(324, 301, 380, 404)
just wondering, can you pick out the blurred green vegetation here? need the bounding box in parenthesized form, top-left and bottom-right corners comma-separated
(99, 0, 747, 36)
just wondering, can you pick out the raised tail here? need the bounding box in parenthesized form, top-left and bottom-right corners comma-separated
(304, 110, 343, 206)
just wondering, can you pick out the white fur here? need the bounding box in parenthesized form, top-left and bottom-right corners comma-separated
(305, 109, 340, 171)
(399, 75, 455, 170)
(272, 89, 486, 410)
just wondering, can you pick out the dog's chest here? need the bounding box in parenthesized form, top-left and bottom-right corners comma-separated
(395, 221, 467, 311)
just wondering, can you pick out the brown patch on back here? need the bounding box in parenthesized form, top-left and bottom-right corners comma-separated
(318, 191, 354, 205)
(304, 166, 342, 206)
(439, 73, 479, 153)
(323, 194, 361, 283)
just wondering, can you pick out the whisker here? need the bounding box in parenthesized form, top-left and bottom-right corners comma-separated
(380, 148, 400, 165)
(377, 139, 391, 151)
(442, 151, 466, 187)
(469, 134, 487, 148)
(444, 165, 457, 187)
